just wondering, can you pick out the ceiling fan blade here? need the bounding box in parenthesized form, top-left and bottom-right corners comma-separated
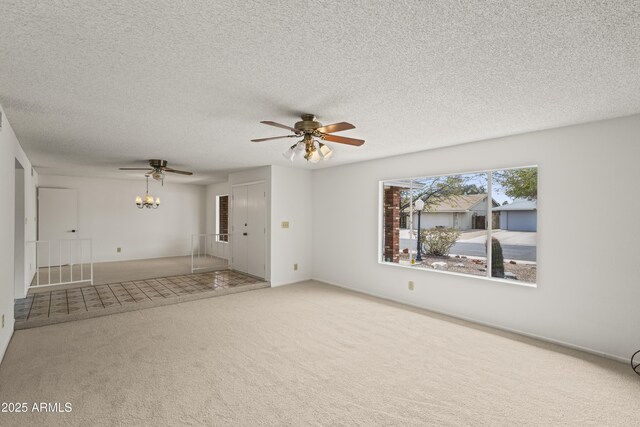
(164, 168, 193, 176)
(260, 121, 299, 133)
(251, 135, 294, 142)
(316, 122, 355, 134)
(322, 134, 365, 146)
(119, 168, 154, 171)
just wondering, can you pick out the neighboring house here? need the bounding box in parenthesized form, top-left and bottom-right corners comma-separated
(494, 199, 537, 232)
(403, 194, 499, 231)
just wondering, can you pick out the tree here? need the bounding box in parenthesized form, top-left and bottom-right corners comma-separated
(493, 168, 537, 200)
(399, 174, 487, 212)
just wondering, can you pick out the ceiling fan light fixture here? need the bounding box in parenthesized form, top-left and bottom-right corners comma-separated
(305, 145, 321, 163)
(152, 170, 165, 181)
(310, 151, 321, 163)
(252, 114, 364, 162)
(318, 142, 333, 160)
(283, 143, 297, 161)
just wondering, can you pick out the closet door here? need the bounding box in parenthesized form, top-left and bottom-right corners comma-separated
(246, 182, 266, 278)
(231, 185, 248, 274)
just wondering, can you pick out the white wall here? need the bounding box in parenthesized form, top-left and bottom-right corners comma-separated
(0, 103, 38, 363)
(270, 165, 313, 286)
(37, 175, 206, 263)
(312, 114, 640, 361)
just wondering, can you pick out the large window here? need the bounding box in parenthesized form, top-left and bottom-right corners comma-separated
(215, 195, 229, 242)
(381, 166, 537, 284)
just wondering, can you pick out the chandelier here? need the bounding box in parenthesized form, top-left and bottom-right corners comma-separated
(135, 176, 160, 209)
(283, 134, 333, 163)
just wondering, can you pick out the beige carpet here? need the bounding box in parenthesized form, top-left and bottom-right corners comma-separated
(0, 281, 638, 426)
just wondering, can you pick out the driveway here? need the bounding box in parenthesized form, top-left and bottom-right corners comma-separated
(458, 230, 536, 246)
(399, 230, 537, 262)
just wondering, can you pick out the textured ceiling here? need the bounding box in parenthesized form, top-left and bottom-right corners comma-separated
(1, 1, 639, 184)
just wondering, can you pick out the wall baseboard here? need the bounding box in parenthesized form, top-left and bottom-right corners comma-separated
(91, 253, 194, 264)
(271, 277, 312, 287)
(0, 318, 15, 366)
(312, 277, 628, 364)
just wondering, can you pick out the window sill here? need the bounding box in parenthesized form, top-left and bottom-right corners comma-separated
(378, 260, 538, 289)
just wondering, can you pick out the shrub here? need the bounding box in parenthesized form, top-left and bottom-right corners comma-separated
(419, 227, 461, 257)
(488, 237, 505, 278)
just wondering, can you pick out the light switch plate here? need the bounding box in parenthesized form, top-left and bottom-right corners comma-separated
(281, 221, 290, 229)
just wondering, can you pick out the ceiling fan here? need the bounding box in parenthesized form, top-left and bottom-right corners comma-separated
(119, 159, 193, 184)
(251, 114, 364, 163)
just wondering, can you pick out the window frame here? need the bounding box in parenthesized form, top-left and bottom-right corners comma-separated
(215, 194, 229, 243)
(378, 165, 538, 288)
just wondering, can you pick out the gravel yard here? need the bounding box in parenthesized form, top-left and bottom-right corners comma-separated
(399, 253, 537, 283)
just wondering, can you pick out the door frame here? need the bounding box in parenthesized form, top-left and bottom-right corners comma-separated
(230, 180, 267, 279)
(14, 159, 25, 298)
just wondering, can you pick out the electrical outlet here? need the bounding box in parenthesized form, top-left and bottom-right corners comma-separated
(408, 281, 414, 291)
(294, 263, 298, 271)
(117, 247, 122, 253)
(281, 221, 290, 229)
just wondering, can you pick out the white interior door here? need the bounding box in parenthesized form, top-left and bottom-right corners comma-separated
(247, 182, 266, 278)
(232, 185, 248, 274)
(231, 182, 266, 279)
(38, 188, 78, 267)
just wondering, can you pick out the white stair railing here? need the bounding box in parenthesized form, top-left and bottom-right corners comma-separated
(28, 238, 93, 288)
(191, 234, 229, 272)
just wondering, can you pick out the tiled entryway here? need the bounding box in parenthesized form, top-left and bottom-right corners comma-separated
(15, 270, 268, 329)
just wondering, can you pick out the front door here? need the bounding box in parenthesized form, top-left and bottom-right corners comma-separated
(246, 182, 266, 278)
(231, 185, 249, 274)
(231, 182, 266, 278)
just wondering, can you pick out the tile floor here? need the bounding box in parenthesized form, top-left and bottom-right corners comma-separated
(15, 270, 268, 328)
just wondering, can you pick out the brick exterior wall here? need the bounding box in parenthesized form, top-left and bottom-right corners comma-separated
(383, 186, 401, 263)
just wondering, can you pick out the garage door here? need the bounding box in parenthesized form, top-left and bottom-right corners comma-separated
(506, 211, 537, 232)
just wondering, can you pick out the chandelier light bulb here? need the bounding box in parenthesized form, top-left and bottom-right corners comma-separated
(136, 176, 160, 209)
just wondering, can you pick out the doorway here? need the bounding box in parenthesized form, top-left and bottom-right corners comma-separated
(14, 160, 25, 298)
(37, 188, 78, 267)
(231, 182, 266, 279)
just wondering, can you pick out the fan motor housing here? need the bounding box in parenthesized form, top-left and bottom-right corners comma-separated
(149, 159, 168, 168)
(294, 114, 321, 132)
